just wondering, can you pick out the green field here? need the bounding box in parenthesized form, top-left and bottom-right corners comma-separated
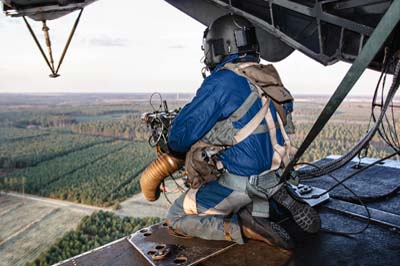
(0, 132, 112, 169)
(0, 93, 399, 266)
(41, 141, 154, 206)
(26, 211, 160, 266)
(0, 194, 87, 266)
(2, 140, 154, 206)
(1, 94, 399, 208)
(0, 127, 48, 143)
(291, 99, 400, 162)
(2, 140, 129, 192)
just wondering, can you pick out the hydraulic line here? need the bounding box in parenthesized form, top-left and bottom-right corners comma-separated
(280, 0, 400, 182)
(42, 21, 55, 71)
(372, 57, 400, 152)
(297, 59, 400, 179)
(140, 153, 184, 202)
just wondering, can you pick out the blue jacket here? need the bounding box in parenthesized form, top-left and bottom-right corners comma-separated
(168, 57, 291, 176)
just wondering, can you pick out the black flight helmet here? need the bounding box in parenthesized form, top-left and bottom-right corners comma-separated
(202, 14, 259, 70)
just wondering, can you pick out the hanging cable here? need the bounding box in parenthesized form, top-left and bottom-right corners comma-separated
(168, 173, 186, 193)
(161, 180, 173, 206)
(297, 57, 400, 178)
(372, 56, 400, 151)
(295, 162, 371, 236)
(296, 151, 399, 199)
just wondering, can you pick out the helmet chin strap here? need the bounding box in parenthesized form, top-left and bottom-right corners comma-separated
(201, 67, 209, 79)
(200, 48, 212, 79)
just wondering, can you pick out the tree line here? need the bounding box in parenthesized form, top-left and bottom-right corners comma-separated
(1, 141, 155, 207)
(26, 211, 160, 266)
(69, 115, 150, 141)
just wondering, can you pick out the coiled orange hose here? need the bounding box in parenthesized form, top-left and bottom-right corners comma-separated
(140, 153, 184, 202)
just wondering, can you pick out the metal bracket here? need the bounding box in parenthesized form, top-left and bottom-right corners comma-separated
(281, 0, 400, 181)
(22, 8, 84, 78)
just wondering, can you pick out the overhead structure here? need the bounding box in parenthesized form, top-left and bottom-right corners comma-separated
(164, 0, 400, 173)
(1, 0, 98, 77)
(165, 0, 399, 73)
(1, 0, 96, 21)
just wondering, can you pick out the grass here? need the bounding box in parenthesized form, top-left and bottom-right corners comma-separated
(0, 195, 87, 266)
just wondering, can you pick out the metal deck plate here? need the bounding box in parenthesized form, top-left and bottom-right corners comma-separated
(128, 223, 236, 266)
(57, 157, 400, 266)
(302, 158, 400, 200)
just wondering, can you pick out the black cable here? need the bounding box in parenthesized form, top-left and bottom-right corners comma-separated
(150, 92, 163, 112)
(389, 97, 400, 147)
(291, 151, 399, 236)
(298, 54, 400, 179)
(168, 173, 185, 192)
(161, 180, 173, 206)
(372, 59, 400, 152)
(295, 162, 371, 236)
(297, 151, 399, 199)
(379, 70, 398, 149)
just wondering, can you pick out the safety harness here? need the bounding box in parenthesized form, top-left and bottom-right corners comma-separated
(183, 62, 297, 225)
(185, 62, 296, 190)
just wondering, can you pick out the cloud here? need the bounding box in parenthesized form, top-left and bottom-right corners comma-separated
(88, 36, 129, 47)
(0, 14, 22, 24)
(168, 44, 186, 50)
(0, 15, 19, 27)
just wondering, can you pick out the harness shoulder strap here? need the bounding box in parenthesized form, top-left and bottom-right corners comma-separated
(233, 97, 270, 144)
(223, 63, 293, 103)
(223, 62, 297, 170)
(223, 62, 292, 125)
(201, 82, 268, 146)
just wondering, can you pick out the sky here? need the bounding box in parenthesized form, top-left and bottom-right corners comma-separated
(0, 0, 385, 95)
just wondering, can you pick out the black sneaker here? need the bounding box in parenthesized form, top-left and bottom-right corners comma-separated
(238, 205, 293, 250)
(272, 185, 321, 234)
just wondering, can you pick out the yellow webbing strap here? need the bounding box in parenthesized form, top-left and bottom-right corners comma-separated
(233, 97, 271, 144)
(223, 216, 233, 241)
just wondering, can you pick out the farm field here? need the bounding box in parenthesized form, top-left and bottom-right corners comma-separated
(0, 132, 111, 169)
(0, 94, 167, 208)
(2, 140, 155, 206)
(40, 141, 154, 206)
(0, 93, 399, 266)
(290, 99, 400, 162)
(116, 178, 184, 218)
(26, 211, 160, 266)
(3, 140, 130, 194)
(1, 93, 400, 208)
(0, 127, 48, 143)
(0, 194, 88, 266)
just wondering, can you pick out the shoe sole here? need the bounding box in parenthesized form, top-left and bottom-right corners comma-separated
(268, 220, 293, 249)
(272, 187, 321, 234)
(241, 207, 293, 249)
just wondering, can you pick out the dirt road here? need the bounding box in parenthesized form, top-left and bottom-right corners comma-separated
(0, 191, 109, 214)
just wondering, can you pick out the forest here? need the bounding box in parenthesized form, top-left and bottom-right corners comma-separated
(0, 93, 399, 208)
(1, 140, 155, 206)
(0, 132, 112, 169)
(0, 93, 399, 266)
(26, 211, 160, 266)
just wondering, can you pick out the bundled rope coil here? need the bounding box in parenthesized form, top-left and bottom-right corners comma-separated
(140, 153, 184, 202)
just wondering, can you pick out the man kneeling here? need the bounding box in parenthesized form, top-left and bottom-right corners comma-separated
(166, 14, 321, 250)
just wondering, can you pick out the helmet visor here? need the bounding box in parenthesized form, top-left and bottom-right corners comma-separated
(234, 27, 257, 50)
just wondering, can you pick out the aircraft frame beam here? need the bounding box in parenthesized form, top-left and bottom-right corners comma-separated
(268, 0, 374, 36)
(281, 0, 400, 181)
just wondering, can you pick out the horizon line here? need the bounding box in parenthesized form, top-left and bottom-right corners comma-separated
(0, 91, 380, 97)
